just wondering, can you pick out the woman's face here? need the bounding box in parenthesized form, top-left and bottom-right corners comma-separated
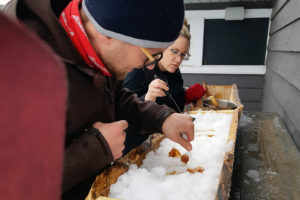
(158, 36, 190, 73)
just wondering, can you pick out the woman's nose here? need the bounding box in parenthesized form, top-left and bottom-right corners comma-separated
(175, 54, 183, 63)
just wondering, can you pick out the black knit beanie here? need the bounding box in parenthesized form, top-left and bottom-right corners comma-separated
(82, 0, 184, 48)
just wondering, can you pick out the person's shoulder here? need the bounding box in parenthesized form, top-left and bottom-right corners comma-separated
(123, 68, 146, 87)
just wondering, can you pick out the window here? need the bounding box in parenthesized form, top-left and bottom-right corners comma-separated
(180, 9, 272, 74)
(202, 18, 269, 65)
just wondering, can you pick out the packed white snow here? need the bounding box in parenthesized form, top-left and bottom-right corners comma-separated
(109, 111, 233, 200)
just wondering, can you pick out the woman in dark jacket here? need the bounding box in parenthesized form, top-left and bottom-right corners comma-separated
(123, 21, 191, 154)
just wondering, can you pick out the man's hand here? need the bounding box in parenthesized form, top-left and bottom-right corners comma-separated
(145, 79, 169, 101)
(162, 113, 194, 151)
(92, 120, 128, 160)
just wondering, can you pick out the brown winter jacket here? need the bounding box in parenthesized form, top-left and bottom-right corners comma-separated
(5, 0, 174, 199)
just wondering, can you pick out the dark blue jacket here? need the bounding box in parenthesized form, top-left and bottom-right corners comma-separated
(124, 64, 185, 112)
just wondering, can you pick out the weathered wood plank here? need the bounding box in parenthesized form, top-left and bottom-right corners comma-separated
(216, 110, 239, 200)
(271, 0, 289, 18)
(262, 89, 300, 150)
(268, 18, 300, 51)
(270, 0, 300, 33)
(181, 74, 264, 88)
(266, 51, 300, 89)
(263, 69, 300, 125)
(238, 112, 300, 200)
(241, 101, 262, 111)
(262, 69, 300, 143)
(239, 88, 263, 101)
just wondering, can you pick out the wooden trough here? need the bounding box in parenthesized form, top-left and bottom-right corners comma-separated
(85, 84, 243, 200)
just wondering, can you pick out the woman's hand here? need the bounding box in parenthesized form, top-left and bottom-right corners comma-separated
(144, 79, 169, 101)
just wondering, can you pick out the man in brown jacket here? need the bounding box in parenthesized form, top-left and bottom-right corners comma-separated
(5, 0, 194, 199)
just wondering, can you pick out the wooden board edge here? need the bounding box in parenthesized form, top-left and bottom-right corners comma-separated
(216, 109, 239, 200)
(230, 84, 244, 120)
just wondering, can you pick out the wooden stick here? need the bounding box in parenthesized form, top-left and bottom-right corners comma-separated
(140, 47, 155, 62)
(210, 95, 219, 107)
(203, 81, 209, 99)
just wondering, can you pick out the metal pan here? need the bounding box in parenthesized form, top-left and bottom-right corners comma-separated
(203, 98, 237, 109)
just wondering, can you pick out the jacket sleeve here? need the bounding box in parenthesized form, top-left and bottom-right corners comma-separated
(116, 82, 175, 133)
(62, 131, 113, 192)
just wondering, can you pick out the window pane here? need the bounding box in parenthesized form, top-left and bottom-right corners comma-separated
(202, 18, 269, 65)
